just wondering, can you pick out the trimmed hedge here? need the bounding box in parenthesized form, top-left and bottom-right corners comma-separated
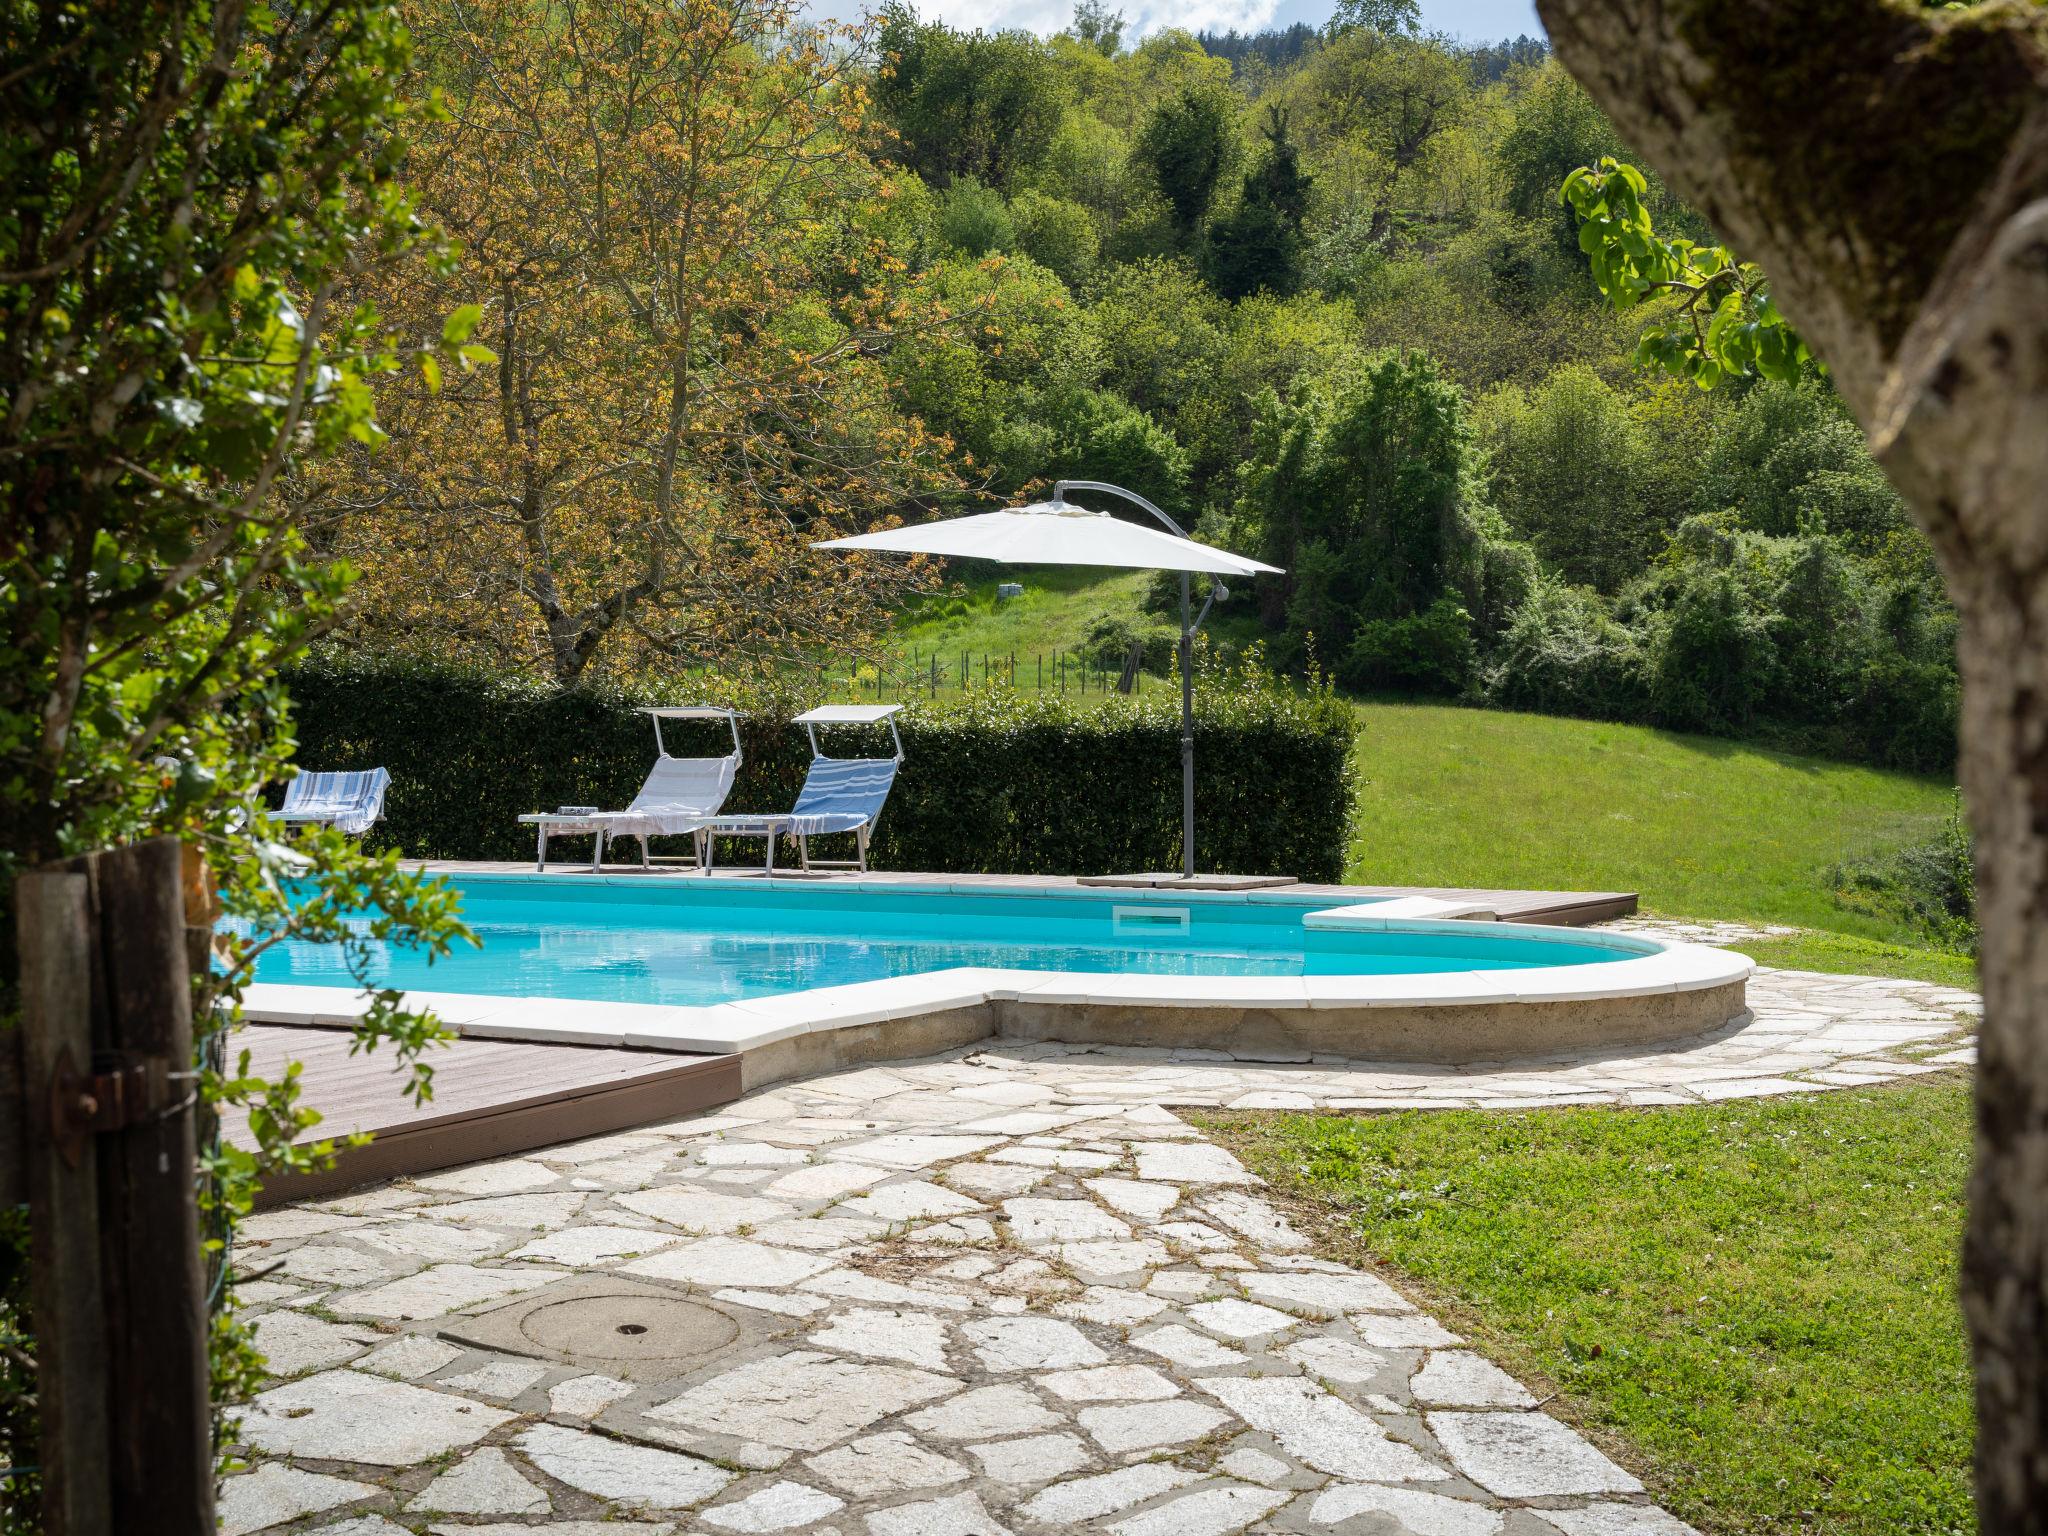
(282, 656, 1359, 881)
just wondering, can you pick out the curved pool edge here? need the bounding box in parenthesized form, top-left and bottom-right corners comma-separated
(241, 920, 1753, 1094)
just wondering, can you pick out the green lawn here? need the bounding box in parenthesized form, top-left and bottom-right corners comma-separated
(1735, 931, 1977, 991)
(1203, 1077, 1975, 1536)
(1346, 700, 1956, 943)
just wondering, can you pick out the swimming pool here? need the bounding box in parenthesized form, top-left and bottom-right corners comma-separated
(241, 873, 1751, 1080)
(249, 879, 1645, 1009)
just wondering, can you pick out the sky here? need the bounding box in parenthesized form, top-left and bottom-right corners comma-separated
(911, 0, 1542, 44)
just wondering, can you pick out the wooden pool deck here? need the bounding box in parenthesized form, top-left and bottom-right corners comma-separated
(232, 872, 1635, 1201)
(224, 1026, 738, 1208)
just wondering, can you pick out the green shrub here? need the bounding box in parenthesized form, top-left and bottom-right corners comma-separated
(937, 176, 1015, 256)
(1484, 575, 1646, 717)
(1337, 595, 1475, 695)
(1646, 566, 1778, 733)
(282, 652, 1358, 879)
(1084, 614, 1179, 673)
(1829, 794, 1977, 954)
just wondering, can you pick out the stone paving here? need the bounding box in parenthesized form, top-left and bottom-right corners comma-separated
(222, 944, 1978, 1536)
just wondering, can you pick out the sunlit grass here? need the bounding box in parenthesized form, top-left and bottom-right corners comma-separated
(1205, 1076, 1975, 1536)
(1346, 699, 1955, 944)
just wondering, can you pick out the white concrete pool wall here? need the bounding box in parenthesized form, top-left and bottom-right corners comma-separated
(241, 878, 1752, 1091)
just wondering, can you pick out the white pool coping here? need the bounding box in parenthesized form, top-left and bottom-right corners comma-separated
(240, 892, 1752, 1058)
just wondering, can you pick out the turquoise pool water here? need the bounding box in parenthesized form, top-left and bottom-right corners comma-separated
(247, 879, 1644, 1009)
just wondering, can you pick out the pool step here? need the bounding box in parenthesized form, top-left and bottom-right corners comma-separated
(1304, 896, 1500, 928)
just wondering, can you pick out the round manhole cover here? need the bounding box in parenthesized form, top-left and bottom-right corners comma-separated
(518, 1293, 741, 1366)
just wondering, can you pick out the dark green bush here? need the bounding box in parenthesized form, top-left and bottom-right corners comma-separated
(1085, 614, 1179, 673)
(1647, 567, 1778, 733)
(1830, 794, 1977, 954)
(282, 653, 1358, 880)
(1484, 575, 1646, 717)
(1337, 595, 1475, 696)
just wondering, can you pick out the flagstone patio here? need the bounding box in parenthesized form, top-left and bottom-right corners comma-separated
(221, 945, 1976, 1536)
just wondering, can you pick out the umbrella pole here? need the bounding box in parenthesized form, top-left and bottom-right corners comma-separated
(1180, 569, 1195, 880)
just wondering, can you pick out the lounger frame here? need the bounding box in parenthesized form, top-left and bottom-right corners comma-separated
(519, 706, 741, 871)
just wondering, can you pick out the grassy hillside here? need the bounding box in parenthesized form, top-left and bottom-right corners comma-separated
(883, 569, 1959, 947)
(1347, 701, 1953, 939)
(893, 565, 1159, 665)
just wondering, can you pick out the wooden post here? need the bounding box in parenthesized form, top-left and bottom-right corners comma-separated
(17, 871, 113, 1536)
(87, 840, 214, 1535)
(0, 1014, 21, 1211)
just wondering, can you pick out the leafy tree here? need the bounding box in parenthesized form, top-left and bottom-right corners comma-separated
(1208, 107, 1314, 300)
(1274, 30, 1469, 242)
(1328, 0, 1421, 36)
(1235, 350, 1492, 688)
(1134, 78, 1242, 238)
(875, 6, 1070, 190)
(1069, 0, 1125, 58)
(317, 0, 955, 684)
(1009, 190, 1101, 287)
(939, 178, 1017, 257)
(1694, 380, 1912, 551)
(1086, 258, 1231, 430)
(1473, 366, 1674, 592)
(1497, 64, 1629, 253)
(0, 0, 474, 1502)
(892, 249, 1189, 509)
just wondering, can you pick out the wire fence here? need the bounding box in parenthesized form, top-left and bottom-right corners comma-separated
(680, 648, 1169, 701)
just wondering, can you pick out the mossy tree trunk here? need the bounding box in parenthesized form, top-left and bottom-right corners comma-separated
(1534, 0, 2048, 1524)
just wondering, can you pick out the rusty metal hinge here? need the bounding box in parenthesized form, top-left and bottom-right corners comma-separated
(46, 1047, 177, 1166)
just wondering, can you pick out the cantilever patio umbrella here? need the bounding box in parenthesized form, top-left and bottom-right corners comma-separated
(813, 479, 1283, 881)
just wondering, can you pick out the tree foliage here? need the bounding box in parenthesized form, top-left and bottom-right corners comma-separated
(1233, 350, 1490, 691)
(1134, 77, 1241, 237)
(876, 5, 1070, 190)
(0, 0, 473, 1504)
(313, 0, 959, 685)
(1563, 157, 1810, 387)
(1208, 107, 1314, 300)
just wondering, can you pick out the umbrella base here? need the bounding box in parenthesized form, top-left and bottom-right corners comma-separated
(1074, 872, 1299, 891)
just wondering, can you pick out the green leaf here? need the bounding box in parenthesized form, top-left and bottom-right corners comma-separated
(420, 353, 442, 394)
(442, 303, 484, 345)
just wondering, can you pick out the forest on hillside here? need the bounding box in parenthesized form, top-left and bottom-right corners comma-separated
(314, 0, 1958, 774)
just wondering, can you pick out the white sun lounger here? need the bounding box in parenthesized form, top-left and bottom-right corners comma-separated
(276, 767, 392, 835)
(702, 705, 903, 876)
(519, 707, 741, 871)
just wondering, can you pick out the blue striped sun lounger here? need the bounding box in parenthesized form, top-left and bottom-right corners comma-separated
(703, 705, 904, 876)
(276, 767, 392, 835)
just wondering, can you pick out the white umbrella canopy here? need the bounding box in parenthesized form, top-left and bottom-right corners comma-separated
(814, 499, 1280, 577)
(812, 482, 1284, 880)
